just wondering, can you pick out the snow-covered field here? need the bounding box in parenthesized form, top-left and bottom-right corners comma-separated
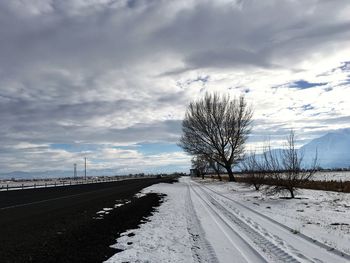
(106, 177, 350, 263)
(235, 171, 350, 182)
(0, 176, 141, 191)
(312, 171, 350, 181)
(1, 171, 347, 191)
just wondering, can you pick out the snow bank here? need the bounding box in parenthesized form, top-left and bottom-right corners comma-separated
(105, 182, 193, 263)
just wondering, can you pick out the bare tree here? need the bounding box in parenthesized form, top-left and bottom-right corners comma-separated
(240, 151, 265, 190)
(264, 130, 318, 198)
(191, 155, 209, 179)
(208, 159, 224, 181)
(261, 143, 282, 175)
(179, 93, 253, 182)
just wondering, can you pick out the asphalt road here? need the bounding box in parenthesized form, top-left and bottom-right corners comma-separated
(0, 177, 174, 263)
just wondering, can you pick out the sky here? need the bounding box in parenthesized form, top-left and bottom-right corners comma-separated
(0, 0, 350, 175)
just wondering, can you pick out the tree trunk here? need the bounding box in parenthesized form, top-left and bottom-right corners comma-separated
(213, 163, 222, 181)
(289, 188, 295, 198)
(202, 173, 204, 180)
(226, 165, 236, 182)
(217, 173, 222, 181)
(254, 183, 260, 191)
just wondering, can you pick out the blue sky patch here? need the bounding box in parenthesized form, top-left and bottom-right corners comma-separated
(301, 104, 314, 111)
(339, 61, 350, 71)
(292, 80, 327, 89)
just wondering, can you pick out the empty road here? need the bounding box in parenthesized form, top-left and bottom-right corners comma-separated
(0, 177, 174, 263)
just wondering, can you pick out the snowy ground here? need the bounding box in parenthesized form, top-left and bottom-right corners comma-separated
(105, 180, 196, 262)
(105, 177, 350, 263)
(235, 171, 350, 182)
(201, 179, 350, 254)
(312, 171, 350, 181)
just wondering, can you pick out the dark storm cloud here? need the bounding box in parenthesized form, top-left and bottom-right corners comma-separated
(186, 49, 274, 69)
(0, 1, 161, 77)
(0, 99, 134, 122)
(1, 0, 350, 74)
(153, 0, 350, 71)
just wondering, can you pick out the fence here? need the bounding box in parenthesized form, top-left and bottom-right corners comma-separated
(0, 174, 158, 191)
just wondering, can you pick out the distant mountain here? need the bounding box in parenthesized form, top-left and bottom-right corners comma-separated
(301, 128, 350, 169)
(244, 128, 350, 170)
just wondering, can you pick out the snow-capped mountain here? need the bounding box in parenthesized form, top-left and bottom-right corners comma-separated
(301, 128, 350, 169)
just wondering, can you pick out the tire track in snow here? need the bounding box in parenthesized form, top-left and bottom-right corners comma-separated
(191, 183, 305, 263)
(185, 184, 219, 263)
(198, 182, 350, 262)
(189, 183, 270, 263)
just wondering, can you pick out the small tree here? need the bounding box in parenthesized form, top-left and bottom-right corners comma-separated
(264, 130, 318, 198)
(240, 151, 265, 190)
(179, 93, 253, 182)
(191, 155, 209, 179)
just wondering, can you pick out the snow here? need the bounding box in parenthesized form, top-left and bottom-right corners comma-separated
(202, 179, 350, 255)
(105, 177, 350, 263)
(312, 171, 350, 181)
(134, 192, 146, 198)
(94, 199, 134, 220)
(105, 181, 194, 263)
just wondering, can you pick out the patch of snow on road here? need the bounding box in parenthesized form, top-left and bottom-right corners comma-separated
(95, 194, 150, 221)
(94, 200, 129, 220)
(134, 192, 146, 198)
(105, 181, 194, 263)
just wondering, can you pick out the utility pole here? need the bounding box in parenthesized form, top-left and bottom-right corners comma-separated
(74, 163, 77, 179)
(84, 157, 87, 180)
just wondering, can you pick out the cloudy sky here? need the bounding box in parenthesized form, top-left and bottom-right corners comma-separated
(0, 0, 350, 175)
